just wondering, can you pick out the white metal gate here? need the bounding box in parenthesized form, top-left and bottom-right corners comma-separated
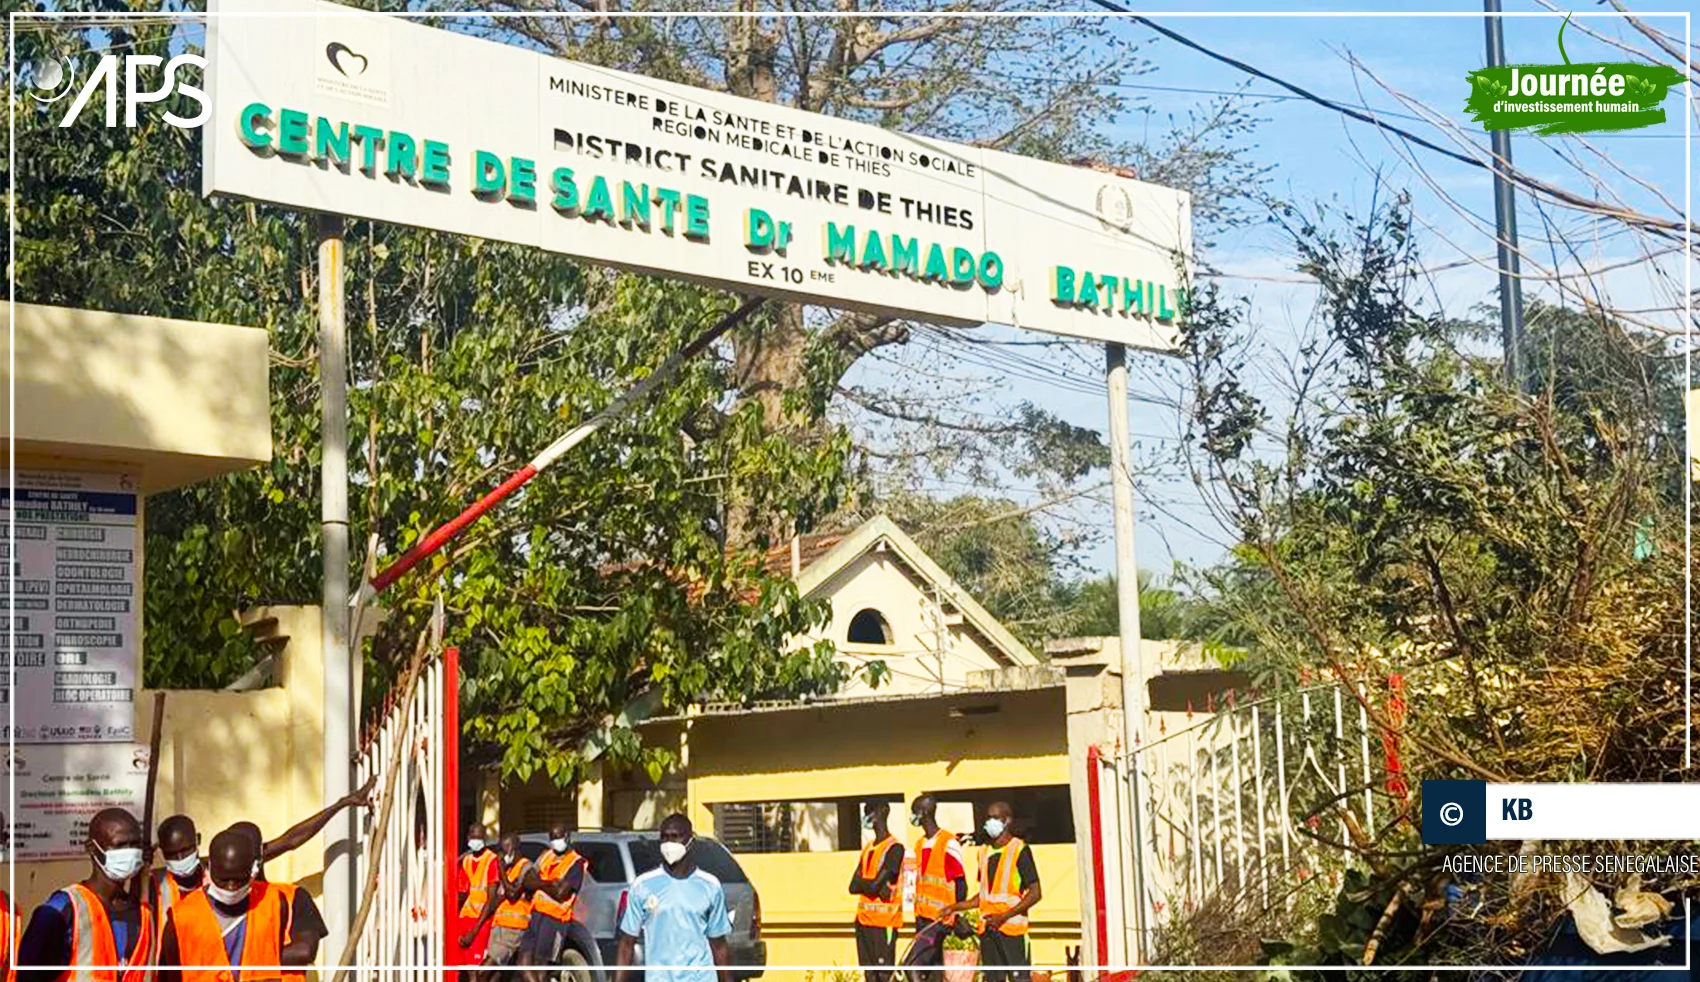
(1127, 679, 1401, 923)
(348, 610, 457, 981)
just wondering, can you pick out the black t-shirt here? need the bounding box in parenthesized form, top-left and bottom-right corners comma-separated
(983, 844, 1040, 892)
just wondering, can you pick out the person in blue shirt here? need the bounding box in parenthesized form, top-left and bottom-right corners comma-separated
(615, 814, 731, 982)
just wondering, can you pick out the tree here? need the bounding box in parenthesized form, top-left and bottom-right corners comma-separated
(1173, 191, 1685, 966)
(9, 9, 853, 785)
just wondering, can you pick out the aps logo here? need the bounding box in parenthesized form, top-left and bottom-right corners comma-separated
(28, 53, 208, 129)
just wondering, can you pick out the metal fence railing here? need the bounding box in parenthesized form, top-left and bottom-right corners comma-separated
(1127, 679, 1400, 926)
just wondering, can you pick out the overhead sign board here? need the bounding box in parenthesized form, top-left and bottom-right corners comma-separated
(204, 0, 1191, 351)
(1, 471, 139, 744)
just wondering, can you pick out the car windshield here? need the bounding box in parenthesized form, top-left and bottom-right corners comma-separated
(627, 839, 663, 877)
(690, 839, 748, 884)
(571, 840, 626, 882)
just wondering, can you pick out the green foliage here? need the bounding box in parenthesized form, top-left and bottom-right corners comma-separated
(1174, 189, 1686, 963)
(10, 14, 852, 787)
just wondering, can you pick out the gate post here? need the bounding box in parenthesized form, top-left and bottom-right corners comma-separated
(443, 646, 461, 982)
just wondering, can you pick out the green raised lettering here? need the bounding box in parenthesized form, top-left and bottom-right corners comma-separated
(1052, 265, 1076, 304)
(385, 131, 418, 179)
(950, 247, 975, 284)
(861, 230, 888, 270)
(237, 103, 273, 150)
(550, 167, 579, 213)
(585, 176, 615, 222)
(655, 188, 683, 233)
(746, 209, 774, 250)
(473, 151, 506, 198)
(352, 124, 384, 173)
(978, 252, 1004, 292)
(890, 236, 920, 276)
(421, 140, 451, 188)
(510, 158, 537, 205)
(685, 195, 710, 239)
(1157, 285, 1175, 322)
(824, 222, 857, 265)
(622, 182, 651, 228)
(923, 243, 949, 281)
(276, 109, 309, 157)
(1078, 272, 1100, 308)
(314, 118, 350, 165)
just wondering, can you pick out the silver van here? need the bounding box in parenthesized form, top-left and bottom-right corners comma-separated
(517, 830, 767, 982)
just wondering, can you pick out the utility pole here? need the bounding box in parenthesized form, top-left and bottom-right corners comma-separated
(1484, 0, 1526, 389)
(1104, 343, 1148, 962)
(318, 212, 354, 968)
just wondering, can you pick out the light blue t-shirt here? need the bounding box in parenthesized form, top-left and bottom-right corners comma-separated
(618, 866, 731, 982)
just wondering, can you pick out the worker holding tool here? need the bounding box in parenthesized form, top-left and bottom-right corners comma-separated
(155, 827, 326, 982)
(907, 794, 967, 981)
(517, 822, 587, 980)
(17, 808, 154, 982)
(456, 823, 500, 965)
(848, 802, 904, 982)
(461, 832, 534, 979)
(945, 802, 1041, 982)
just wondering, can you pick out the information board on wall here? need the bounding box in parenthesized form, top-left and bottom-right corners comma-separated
(1, 471, 139, 744)
(6, 744, 150, 860)
(204, 0, 1192, 351)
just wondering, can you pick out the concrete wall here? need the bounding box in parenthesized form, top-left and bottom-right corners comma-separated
(1, 606, 326, 912)
(4, 303, 271, 494)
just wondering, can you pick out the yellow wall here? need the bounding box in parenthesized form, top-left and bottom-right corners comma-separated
(5, 303, 271, 494)
(680, 688, 1083, 969)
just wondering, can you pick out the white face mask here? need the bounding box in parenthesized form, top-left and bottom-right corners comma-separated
(909, 814, 924, 828)
(983, 818, 1007, 840)
(207, 882, 251, 907)
(468, 839, 486, 852)
(550, 838, 569, 854)
(166, 854, 202, 878)
(659, 839, 689, 865)
(96, 845, 145, 882)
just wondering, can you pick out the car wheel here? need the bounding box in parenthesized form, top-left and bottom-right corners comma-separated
(556, 946, 594, 982)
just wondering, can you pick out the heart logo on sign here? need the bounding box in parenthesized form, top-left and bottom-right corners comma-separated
(325, 42, 369, 78)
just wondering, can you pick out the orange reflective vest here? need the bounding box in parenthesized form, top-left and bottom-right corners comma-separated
(492, 858, 533, 931)
(61, 883, 155, 982)
(912, 830, 957, 925)
(151, 868, 208, 951)
(853, 837, 902, 928)
(977, 838, 1030, 937)
(459, 851, 498, 918)
(531, 849, 581, 921)
(169, 880, 300, 982)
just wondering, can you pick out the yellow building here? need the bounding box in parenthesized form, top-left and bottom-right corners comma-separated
(0, 303, 334, 909)
(500, 516, 1135, 970)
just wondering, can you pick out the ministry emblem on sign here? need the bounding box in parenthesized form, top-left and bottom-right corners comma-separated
(1095, 184, 1133, 234)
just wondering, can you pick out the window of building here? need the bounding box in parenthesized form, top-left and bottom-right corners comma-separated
(918, 785, 1076, 845)
(711, 794, 903, 852)
(847, 608, 893, 645)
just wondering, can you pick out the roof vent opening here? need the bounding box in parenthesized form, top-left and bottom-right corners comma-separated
(848, 608, 893, 645)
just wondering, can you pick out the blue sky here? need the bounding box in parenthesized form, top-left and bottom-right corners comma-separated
(846, 1, 1694, 582)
